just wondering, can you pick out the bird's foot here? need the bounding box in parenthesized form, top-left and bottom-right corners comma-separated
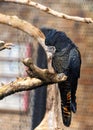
(58, 73, 66, 80)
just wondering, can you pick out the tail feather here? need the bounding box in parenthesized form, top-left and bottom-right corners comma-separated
(58, 81, 72, 127)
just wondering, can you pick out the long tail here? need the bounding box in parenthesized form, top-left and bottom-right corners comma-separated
(58, 81, 72, 127)
(71, 77, 78, 113)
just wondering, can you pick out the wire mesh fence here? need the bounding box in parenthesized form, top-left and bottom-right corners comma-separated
(0, 0, 93, 130)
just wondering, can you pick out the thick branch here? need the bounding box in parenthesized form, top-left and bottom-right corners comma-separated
(0, 58, 67, 100)
(0, 13, 53, 58)
(0, 12, 66, 100)
(0, 77, 43, 99)
(0, 13, 46, 47)
(23, 58, 67, 83)
(0, 0, 93, 23)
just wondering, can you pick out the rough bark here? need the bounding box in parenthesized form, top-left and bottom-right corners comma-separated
(0, 0, 93, 23)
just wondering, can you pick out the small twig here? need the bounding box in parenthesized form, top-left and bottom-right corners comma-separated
(0, 40, 13, 51)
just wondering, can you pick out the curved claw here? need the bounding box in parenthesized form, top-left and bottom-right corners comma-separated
(57, 73, 67, 81)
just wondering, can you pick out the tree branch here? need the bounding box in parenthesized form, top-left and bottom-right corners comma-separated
(0, 58, 67, 100)
(0, 13, 53, 59)
(0, 12, 61, 100)
(0, 40, 13, 51)
(23, 58, 67, 82)
(0, 13, 45, 43)
(0, 13, 51, 54)
(0, 0, 93, 23)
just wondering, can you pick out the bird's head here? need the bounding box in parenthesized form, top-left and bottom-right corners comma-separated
(45, 29, 57, 47)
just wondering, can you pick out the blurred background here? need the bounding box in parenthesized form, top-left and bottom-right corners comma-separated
(0, 0, 93, 130)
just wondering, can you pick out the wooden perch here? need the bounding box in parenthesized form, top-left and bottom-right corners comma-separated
(0, 58, 67, 100)
(0, 13, 45, 43)
(23, 58, 67, 82)
(0, 0, 93, 23)
(0, 13, 53, 59)
(0, 13, 49, 53)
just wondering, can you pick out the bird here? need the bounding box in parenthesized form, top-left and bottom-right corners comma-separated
(43, 28, 81, 127)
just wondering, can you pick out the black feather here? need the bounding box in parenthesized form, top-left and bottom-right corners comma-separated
(41, 28, 81, 127)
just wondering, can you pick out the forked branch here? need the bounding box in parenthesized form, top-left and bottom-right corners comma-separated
(0, 40, 13, 51)
(0, 58, 67, 100)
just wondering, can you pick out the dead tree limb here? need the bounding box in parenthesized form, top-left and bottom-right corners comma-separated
(0, 0, 93, 23)
(0, 13, 50, 54)
(0, 58, 67, 100)
(0, 13, 45, 43)
(23, 58, 67, 82)
(0, 13, 58, 101)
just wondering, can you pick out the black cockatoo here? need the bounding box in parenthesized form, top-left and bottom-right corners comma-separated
(42, 28, 81, 127)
